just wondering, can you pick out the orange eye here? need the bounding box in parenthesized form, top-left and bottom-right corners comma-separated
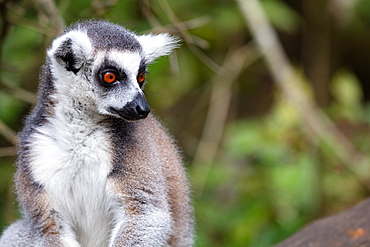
(103, 72, 117, 84)
(137, 72, 146, 84)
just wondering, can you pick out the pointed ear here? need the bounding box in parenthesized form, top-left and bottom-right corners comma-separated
(136, 33, 180, 64)
(47, 31, 92, 74)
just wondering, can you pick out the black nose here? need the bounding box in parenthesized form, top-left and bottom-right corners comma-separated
(108, 93, 150, 121)
(130, 93, 150, 119)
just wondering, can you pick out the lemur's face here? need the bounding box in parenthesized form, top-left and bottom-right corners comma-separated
(91, 50, 149, 121)
(47, 21, 178, 121)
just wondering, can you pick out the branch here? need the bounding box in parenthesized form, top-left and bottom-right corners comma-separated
(236, 0, 370, 187)
(1, 78, 36, 104)
(6, 1, 60, 37)
(274, 197, 370, 246)
(193, 44, 260, 195)
(0, 118, 17, 145)
(0, 146, 16, 158)
(36, 0, 65, 34)
(153, 0, 224, 73)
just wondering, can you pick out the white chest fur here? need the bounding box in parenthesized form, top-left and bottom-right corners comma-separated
(30, 104, 114, 247)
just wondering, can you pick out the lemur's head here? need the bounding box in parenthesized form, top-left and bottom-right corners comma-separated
(47, 20, 178, 121)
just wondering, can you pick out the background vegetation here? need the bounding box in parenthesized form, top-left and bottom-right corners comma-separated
(1, 0, 370, 246)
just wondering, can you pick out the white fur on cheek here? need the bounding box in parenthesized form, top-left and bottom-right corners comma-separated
(47, 30, 96, 109)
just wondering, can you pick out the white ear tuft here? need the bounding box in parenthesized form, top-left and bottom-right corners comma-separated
(48, 31, 93, 73)
(136, 33, 180, 64)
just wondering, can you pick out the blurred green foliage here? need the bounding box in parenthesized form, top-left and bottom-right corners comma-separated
(1, 0, 370, 246)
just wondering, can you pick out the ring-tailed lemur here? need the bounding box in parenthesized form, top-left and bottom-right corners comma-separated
(0, 20, 193, 247)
